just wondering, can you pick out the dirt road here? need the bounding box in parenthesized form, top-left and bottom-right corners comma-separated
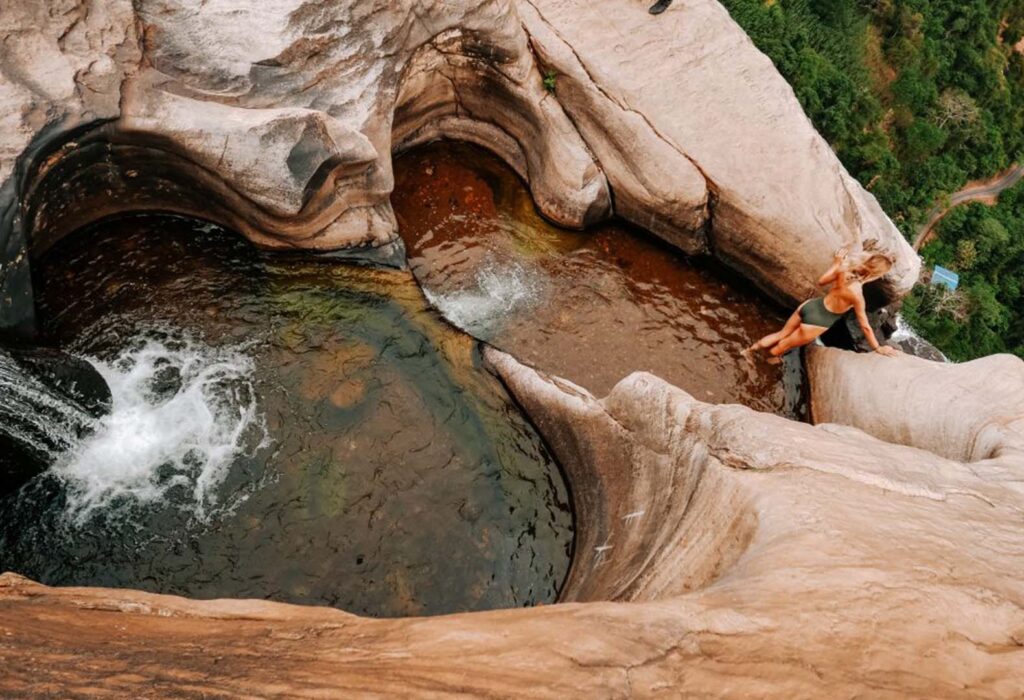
(912, 163, 1024, 251)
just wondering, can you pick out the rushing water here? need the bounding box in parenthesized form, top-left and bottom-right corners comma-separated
(0, 217, 572, 616)
(393, 142, 796, 415)
(0, 351, 97, 464)
(53, 335, 266, 523)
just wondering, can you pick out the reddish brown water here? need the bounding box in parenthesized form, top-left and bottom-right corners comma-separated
(392, 142, 794, 416)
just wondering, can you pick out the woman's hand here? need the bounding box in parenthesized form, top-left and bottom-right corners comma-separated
(819, 246, 850, 286)
(874, 345, 900, 357)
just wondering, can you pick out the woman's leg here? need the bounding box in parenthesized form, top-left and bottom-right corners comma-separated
(768, 324, 828, 358)
(748, 307, 804, 352)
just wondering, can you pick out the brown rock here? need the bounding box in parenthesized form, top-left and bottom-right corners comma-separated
(329, 378, 367, 409)
(3, 349, 1023, 697)
(2, 0, 920, 334)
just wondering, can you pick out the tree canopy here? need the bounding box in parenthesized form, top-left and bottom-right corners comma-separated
(720, 0, 1024, 359)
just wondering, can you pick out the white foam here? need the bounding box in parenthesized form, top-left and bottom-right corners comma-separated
(0, 352, 95, 459)
(890, 314, 948, 362)
(51, 333, 268, 524)
(424, 260, 543, 337)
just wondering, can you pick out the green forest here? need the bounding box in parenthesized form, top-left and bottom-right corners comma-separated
(719, 0, 1024, 360)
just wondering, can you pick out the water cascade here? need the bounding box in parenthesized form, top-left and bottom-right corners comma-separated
(0, 346, 110, 495)
(0, 214, 572, 617)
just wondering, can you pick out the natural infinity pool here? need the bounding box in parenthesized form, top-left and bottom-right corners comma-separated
(0, 216, 572, 617)
(392, 142, 795, 415)
(0, 142, 797, 618)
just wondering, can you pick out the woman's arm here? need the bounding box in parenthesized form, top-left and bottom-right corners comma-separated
(852, 289, 899, 356)
(817, 246, 849, 286)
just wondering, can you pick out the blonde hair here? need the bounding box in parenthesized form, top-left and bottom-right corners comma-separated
(848, 253, 893, 282)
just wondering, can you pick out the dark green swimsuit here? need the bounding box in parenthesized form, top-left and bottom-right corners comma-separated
(799, 297, 845, 328)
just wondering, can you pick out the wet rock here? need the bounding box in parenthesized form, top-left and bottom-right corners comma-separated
(889, 331, 946, 362)
(3, 349, 1024, 696)
(0, 345, 111, 495)
(877, 309, 947, 362)
(0, 433, 46, 499)
(1, 0, 920, 336)
(144, 363, 183, 402)
(5, 345, 112, 419)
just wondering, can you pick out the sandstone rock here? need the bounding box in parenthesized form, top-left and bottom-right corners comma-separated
(517, 1, 710, 254)
(519, 0, 920, 305)
(0, 0, 611, 334)
(2, 0, 920, 336)
(0, 0, 139, 336)
(0, 3, 1017, 697)
(3, 349, 1023, 697)
(808, 345, 1024, 463)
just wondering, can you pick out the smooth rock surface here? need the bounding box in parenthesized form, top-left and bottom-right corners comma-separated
(1, 0, 920, 335)
(519, 0, 919, 304)
(808, 345, 1024, 463)
(3, 349, 1023, 697)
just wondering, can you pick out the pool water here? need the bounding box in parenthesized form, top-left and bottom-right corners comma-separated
(392, 142, 795, 415)
(0, 216, 572, 617)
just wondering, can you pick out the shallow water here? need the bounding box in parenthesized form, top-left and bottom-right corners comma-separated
(392, 142, 793, 415)
(0, 217, 572, 617)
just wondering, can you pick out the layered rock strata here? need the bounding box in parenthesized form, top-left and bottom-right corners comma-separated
(3, 348, 1023, 697)
(1, 0, 917, 336)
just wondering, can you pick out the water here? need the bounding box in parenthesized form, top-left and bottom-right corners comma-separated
(890, 314, 947, 362)
(423, 260, 544, 337)
(52, 334, 266, 523)
(392, 142, 794, 415)
(0, 351, 96, 463)
(0, 216, 572, 617)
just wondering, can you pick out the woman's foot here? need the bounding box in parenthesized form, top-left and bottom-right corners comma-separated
(649, 0, 673, 14)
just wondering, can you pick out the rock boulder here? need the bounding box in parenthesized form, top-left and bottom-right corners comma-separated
(2, 349, 1022, 697)
(1, 0, 919, 336)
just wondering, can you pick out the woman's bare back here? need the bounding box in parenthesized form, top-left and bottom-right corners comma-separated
(745, 246, 900, 362)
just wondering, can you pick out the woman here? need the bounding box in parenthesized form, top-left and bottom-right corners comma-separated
(743, 246, 901, 364)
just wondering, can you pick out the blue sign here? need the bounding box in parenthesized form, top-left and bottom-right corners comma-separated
(931, 265, 959, 291)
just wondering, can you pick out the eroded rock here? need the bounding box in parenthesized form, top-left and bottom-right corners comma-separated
(2, 0, 919, 336)
(3, 350, 1023, 697)
(808, 345, 1024, 463)
(519, 0, 919, 304)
